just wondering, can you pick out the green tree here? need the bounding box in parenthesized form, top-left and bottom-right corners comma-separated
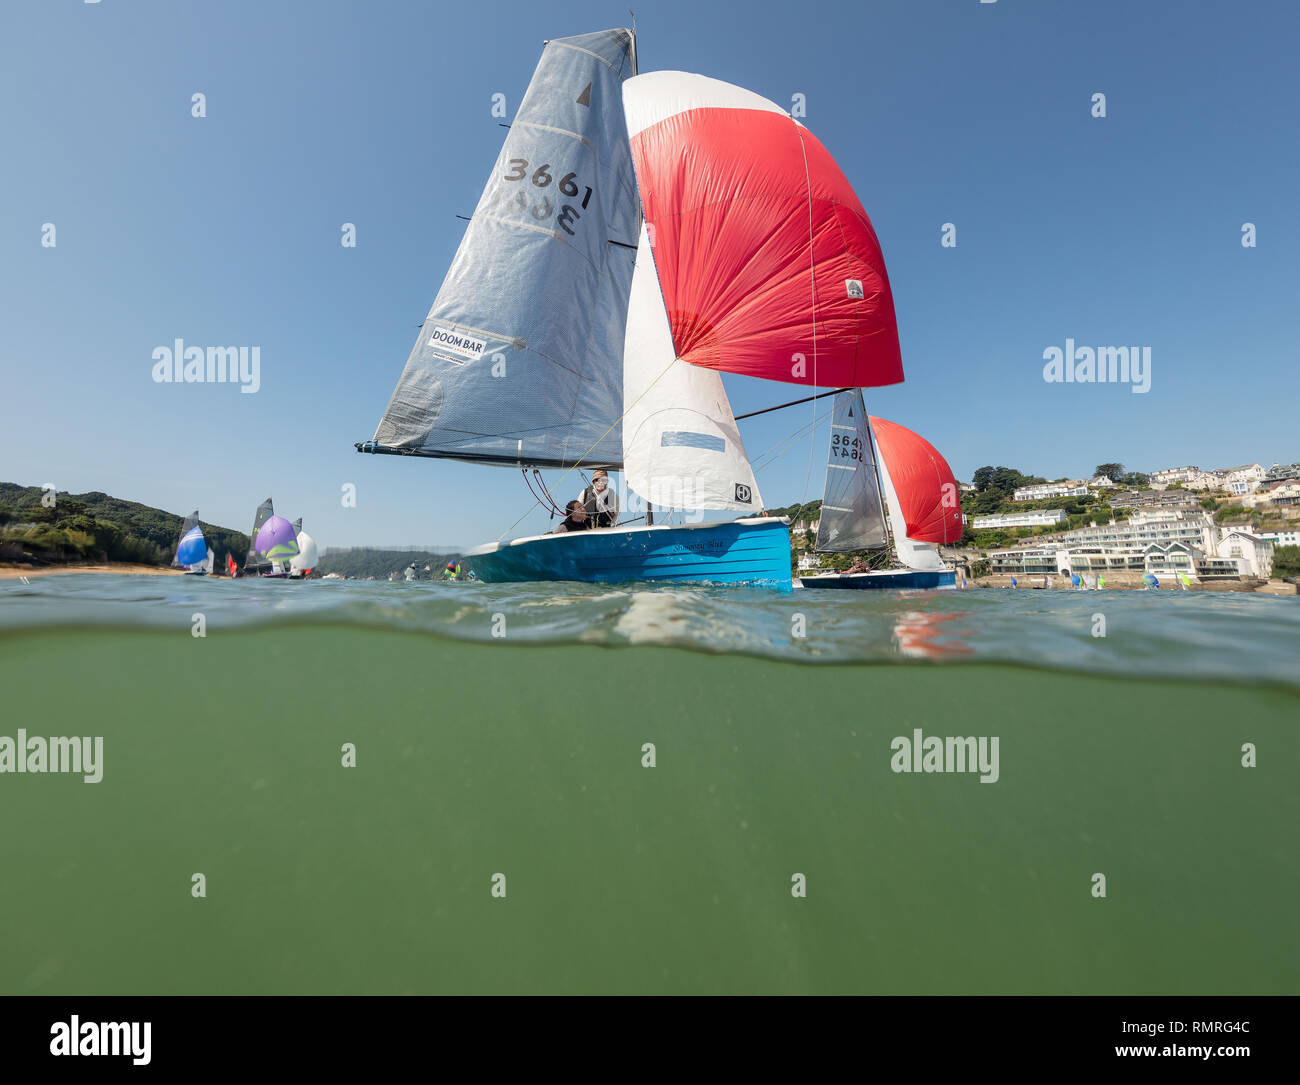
(1272, 546, 1300, 578)
(1094, 463, 1123, 481)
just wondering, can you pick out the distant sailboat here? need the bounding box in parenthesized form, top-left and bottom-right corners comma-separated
(356, 34, 903, 591)
(798, 401, 961, 590)
(173, 511, 213, 575)
(243, 498, 299, 578)
(289, 526, 319, 578)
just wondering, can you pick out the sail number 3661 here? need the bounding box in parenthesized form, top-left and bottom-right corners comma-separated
(502, 159, 593, 235)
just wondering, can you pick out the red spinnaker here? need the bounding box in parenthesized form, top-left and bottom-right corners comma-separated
(624, 72, 903, 389)
(870, 416, 963, 544)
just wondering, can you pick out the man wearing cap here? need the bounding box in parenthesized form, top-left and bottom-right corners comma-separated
(578, 470, 619, 529)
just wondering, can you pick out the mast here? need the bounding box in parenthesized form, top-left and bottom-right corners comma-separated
(865, 412, 897, 566)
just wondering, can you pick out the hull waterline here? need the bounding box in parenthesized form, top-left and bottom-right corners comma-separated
(466, 518, 792, 590)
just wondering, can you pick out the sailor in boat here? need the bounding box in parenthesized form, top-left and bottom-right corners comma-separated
(846, 556, 871, 574)
(577, 470, 619, 528)
(553, 501, 592, 534)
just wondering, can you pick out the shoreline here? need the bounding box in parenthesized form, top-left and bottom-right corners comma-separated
(0, 563, 186, 580)
(3, 564, 1295, 595)
(966, 573, 1297, 595)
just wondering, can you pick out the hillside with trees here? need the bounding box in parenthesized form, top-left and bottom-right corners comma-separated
(0, 483, 248, 568)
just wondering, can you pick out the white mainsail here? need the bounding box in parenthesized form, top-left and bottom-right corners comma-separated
(621, 224, 762, 513)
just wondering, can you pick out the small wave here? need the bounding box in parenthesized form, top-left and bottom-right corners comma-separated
(1, 574, 1298, 690)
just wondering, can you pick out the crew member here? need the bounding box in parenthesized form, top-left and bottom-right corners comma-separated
(578, 470, 619, 528)
(554, 500, 591, 533)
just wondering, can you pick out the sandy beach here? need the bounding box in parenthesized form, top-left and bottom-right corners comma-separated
(0, 563, 185, 580)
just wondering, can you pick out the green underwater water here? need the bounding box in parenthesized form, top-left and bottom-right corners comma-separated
(1, 624, 1296, 995)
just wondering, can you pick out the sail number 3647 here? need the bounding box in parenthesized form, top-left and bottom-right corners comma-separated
(831, 434, 865, 463)
(502, 159, 593, 236)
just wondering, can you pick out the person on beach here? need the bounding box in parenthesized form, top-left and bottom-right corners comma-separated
(578, 470, 618, 528)
(553, 501, 591, 533)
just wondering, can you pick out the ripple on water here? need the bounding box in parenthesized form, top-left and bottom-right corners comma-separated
(1, 574, 1297, 690)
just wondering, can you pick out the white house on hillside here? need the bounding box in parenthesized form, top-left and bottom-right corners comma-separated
(1012, 481, 1087, 501)
(1150, 466, 1224, 491)
(1217, 530, 1273, 578)
(1220, 463, 1265, 495)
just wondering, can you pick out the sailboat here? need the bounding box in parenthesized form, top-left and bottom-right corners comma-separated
(798, 400, 962, 589)
(173, 511, 214, 575)
(242, 497, 300, 578)
(289, 525, 319, 579)
(356, 31, 903, 590)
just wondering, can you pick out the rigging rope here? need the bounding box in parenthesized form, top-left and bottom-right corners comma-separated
(750, 406, 833, 473)
(795, 125, 819, 508)
(495, 353, 681, 541)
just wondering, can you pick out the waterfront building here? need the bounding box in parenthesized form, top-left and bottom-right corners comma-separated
(1038, 508, 1217, 551)
(988, 513, 1272, 581)
(1216, 530, 1274, 577)
(1264, 462, 1300, 482)
(987, 546, 1061, 576)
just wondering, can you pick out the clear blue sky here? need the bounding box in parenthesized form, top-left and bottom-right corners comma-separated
(2, 0, 1296, 548)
